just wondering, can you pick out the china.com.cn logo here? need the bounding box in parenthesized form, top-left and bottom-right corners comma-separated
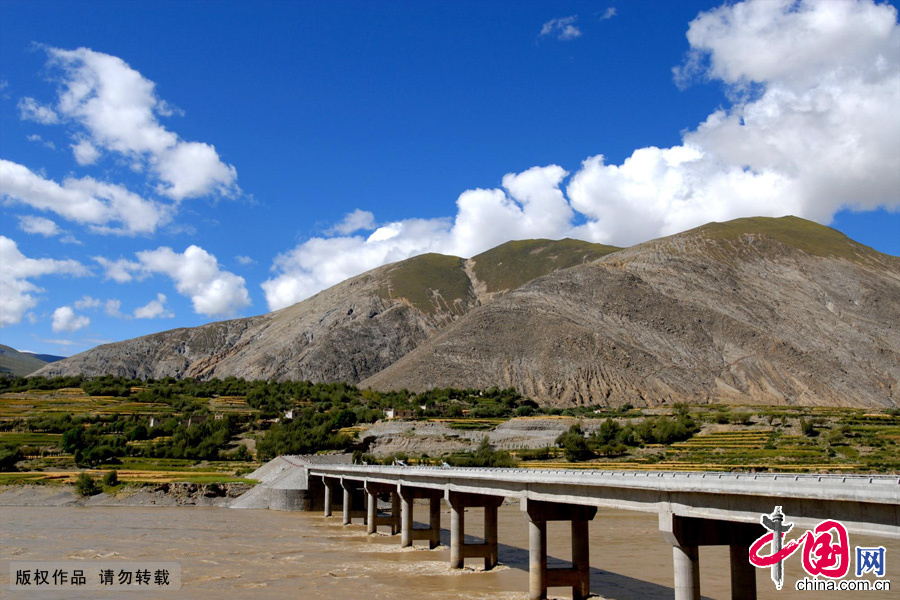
(749, 506, 887, 591)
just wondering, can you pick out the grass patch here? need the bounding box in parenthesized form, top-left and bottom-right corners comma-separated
(691, 216, 886, 264)
(378, 253, 473, 315)
(471, 238, 620, 293)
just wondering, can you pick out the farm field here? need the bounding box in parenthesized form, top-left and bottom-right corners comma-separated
(2, 379, 899, 487)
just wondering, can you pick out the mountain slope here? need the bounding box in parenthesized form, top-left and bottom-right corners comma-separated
(34, 239, 614, 383)
(362, 217, 900, 408)
(0, 345, 58, 377)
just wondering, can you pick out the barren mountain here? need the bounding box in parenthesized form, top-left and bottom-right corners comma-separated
(362, 217, 900, 408)
(33, 239, 614, 383)
(34, 217, 899, 409)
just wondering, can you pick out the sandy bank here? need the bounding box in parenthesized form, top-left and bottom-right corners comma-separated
(0, 482, 252, 508)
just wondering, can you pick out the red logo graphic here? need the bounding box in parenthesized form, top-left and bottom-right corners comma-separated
(750, 507, 851, 589)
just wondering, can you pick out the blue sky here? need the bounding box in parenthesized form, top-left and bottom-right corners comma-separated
(1, 0, 898, 357)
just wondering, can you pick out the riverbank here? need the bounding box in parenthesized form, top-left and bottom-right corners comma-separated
(0, 482, 252, 507)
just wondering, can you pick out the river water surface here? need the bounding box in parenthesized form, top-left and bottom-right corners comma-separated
(2, 505, 896, 599)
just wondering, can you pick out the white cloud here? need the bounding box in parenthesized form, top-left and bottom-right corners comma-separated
(26, 134, 55, 150)
(0, 236, 89, 327)
(18, 97, 59, 124)
(540, 16, 582, 40)
(134, 293, 174, 319)
(71, 139, 100, 165)
(93, 256, 142, 283)
(47, 46, 239, 200)
(104, 299, 124, 318)
(51, 306, 89, 333)
(262, 165, 573, 310)
(73, 295, 102, 310)
(235, 255, 256, 266)
(137, 246, 250, 316)
(328, 209, 377, 235)
(73, 295, 125, 318)
(18, 215, 60, 237)
(96, 245, 250, 317)
(0, 159, 171, 235)
(600, 8, 617, 21)
(569, 0, 900, 245)
(262, 0, 900, 312)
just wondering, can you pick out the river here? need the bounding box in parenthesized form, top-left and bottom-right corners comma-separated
(1, 504, 895, 599)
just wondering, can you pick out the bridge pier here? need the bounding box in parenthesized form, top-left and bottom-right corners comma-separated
(522, 498, 597, 600)
(446, 491, 504, 571)
(399, 486, 442, 548)
(340, 479, 367, 526)
(660, 512, 762, 600)
(364, 481, 401, 535)
(322, 477, 340, 517)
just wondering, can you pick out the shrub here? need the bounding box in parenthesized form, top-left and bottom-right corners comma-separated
(556, 425, 593, 462)
(800, 419, 818, 437)
(75, 472, 99, 497)
(102, 470, 118, 486)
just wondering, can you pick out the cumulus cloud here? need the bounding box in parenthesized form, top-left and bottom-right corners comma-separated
(540, 16, 582, 40)
(235, 255, 256, 266)
(136, 246, 250, 316)
(51, 306, 89, 333)
(262, 165, 574, 310)
(93, 256, 142, 283)
(18, 97, 59, 124)
(600, 8, 617, 21)
(46, 46, 238, 200)
(568, 0, 900, 245)
(71, 139, 100, 165)
(0, 160, 171, 235)
(262, 0, 899, 311)
(73, 295, 125, 318)
(95, 246, 250, 317)
(18, 215, 60, 237)
(328, 209, 377, 235)
(134, 293, 174, 319)
(0, 236, 89, 327)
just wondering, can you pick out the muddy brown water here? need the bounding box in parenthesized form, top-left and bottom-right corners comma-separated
(1, 504, 895, 599)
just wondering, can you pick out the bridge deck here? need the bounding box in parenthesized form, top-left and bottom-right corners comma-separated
(303, 461, 900, 538)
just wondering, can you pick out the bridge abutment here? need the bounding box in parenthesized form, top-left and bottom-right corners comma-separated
(522, 498, 597, 600)
(446, 491, 503, 570)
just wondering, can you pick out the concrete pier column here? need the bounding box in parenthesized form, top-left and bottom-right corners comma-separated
(342, 485, 352, 525)
(528, 519, 548, 600)
(673, 545, 700, 600)
(366, 489, 378, 535)
(522, 498, 597, 600)
(363, 481, 401, 536)
(446, 491, 505, 571)
(485, 503, 499, 569)
(659, 512, 764, 600)
(399, 486, 444, 549)
(340, 479, 366, 526)
(429, 495, 442, 549)
(449, 499, 465, 568)
(572, 518, 591, 599)
(391, 492, 401, 535)
(400, 489, 414, 547)
(323, 478, 335, 517)
(730, 545, 757, 600)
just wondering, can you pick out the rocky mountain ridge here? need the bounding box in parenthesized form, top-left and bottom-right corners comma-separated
(34, 217, 900, 409)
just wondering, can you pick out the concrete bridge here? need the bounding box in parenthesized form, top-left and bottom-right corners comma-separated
(266, 457, 899, 600)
